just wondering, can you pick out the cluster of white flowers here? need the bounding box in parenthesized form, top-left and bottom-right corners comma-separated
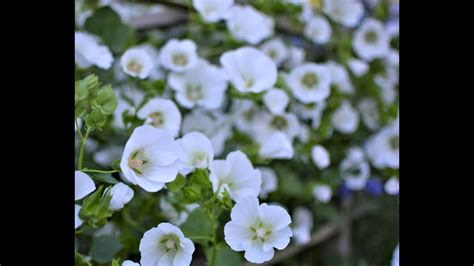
(75, 0, 399, 264)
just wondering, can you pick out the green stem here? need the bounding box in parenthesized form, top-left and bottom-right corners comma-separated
(77, 127, 92, 170)
(81, 169, 118, 174)
(207, 209, 218, 266)
(75, 118, 84, 140)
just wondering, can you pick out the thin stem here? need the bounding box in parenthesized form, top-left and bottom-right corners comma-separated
(77, 127, 92, 170)
(207, 208, 218, 266)
(75, 118, 84, 140)
(81, 169, 118, 174)
(122, 207, 146, 233)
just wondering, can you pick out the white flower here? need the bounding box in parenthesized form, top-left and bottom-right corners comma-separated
(287, 63, 332, 104)
(225, 5, 274, 45)
(311, 145, 330, 169)
(107, 182, 134, 211)
(258, 132, 294, 160)
(324, 61, 354, 94)
(257, 167, 278, 199)
(365, 120, 399, 169)
(323, 0, 364, 28)
(374, 66, 398, 104)
(292, 207, 313, 245)
(181, 110, 232, 156)
(168, 59, 227, 110)
(347, 58, 369, 77)
(193, 0, 234, 23)
(159, 39, 199, 72)
(177, 132, 214, 175)
(94, 146, 123, 167)
(391, 243, 399, 266)
(120, 125, 180, 192)
(209, 150, 262, 202)
(75, 32, 114, 69)
(304, 16, 332, 44)
(136, 44, 165, 80)
(220, 46, 277, 93)
(75, 171, 96, 201)
(384, 177, 399, 195)
(263, 89, 289, 115)
(224, 197, 292, 264)
(353, 18, 390, 61)
(340, 147, 370, 190)
(385, 48, 399, 67)
(386, 19, 399, 40)
(285, 46, 305, 69)
(259, 38, 289, 66)
(331, 101, 359, 134)
(357, 98, 380, 131)
(253, 111, 300, 143)
(122, 260, 140, 266)
(113, 86, 145, 129)
(137, 98, 182, 137)
(313, 184, 332, 203)
(232, 99, 260, 134)
(120, 46, 154, 79)
(139, 223, 195, 266)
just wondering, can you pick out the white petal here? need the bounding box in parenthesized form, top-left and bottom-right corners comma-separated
(75, 204, 83, 229)
(75, 171, 96, 201)
(259, 203, 292, 231)
(243, 240, 275, 264)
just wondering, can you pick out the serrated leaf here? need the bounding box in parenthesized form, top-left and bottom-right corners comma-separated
(90, 235, 123, 263)
(92, 85, 117, 115)
(86, 108, 107, 129)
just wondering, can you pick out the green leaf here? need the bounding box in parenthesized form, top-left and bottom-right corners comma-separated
(79, 186, 113, 228)
(214, 244, 242, 266)
(89, 173, 119, 184)
(181, 208, 213, 243)
(85, 7, 135, 53)
(182, 169, 212, 204)
(111, 259, 120, 266)
(92, 85, 117, 115)
(167, 174, 186, 193)
(85, 108, 107, 129)
(89, 235, 123, 263)
(75, 252, 92, 266)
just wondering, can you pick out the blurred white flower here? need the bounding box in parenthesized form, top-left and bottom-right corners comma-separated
(259, 132, 294, 160)
(220, 46, 277, 93)
(254, 111, 300, 143)
(285, 46, 305, 69)
(311, 145, 330, 169)
(347, 58, 369, 77)
(232, 99, 260, 134)
(331, 101, 359, 134)
(120, 46, 154, 79)
(107, 182, 134, 211)
(304, 16, 332, 44)
(224, 197, 292, 264)
(94, 146, 123, 167)
(384, 177, 399, 195)
(139, 223, 195, 266)
(159, 196, 199, 226)
(113, 87, 145, 129)
(323, 0, 364, 27)
(263, 89, 289, 115)
(340, 147, 370, 190)
(291, 101, 327, 128)
(391, 243, 399, 266)
(182, 110, 232, 156)
(120, 125, 179, 192)
(292, 207, 313, 244)
(136, 44, 165, 80)
(386, 18, 399, 40)
(365, 120, 399, 169)
(225, 5, 274, 45)
(324, 61, 354, 94)
(386, 48, 399, 67)
(75, 171, 96, 201)
(353, 18, 390, 61)
(209, 151, 262, 202)
(122, 260, 140, 266)
(159, 39, 199, 72)
(75, 32, 113, 69)
(357, 98, 380, 131)
(259, 38, 289, 66)
(137, 98, 182, 137)
(257, 167, 278, 199)
(193, 0, 234, 23)
(168, 59, 227, 110)
(177, 131, 214, 175)
(287, 63, 332, 104)
(375, 66, 398, 104)
(75, 204, 83, 229)
(313, 184, 332, 203)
